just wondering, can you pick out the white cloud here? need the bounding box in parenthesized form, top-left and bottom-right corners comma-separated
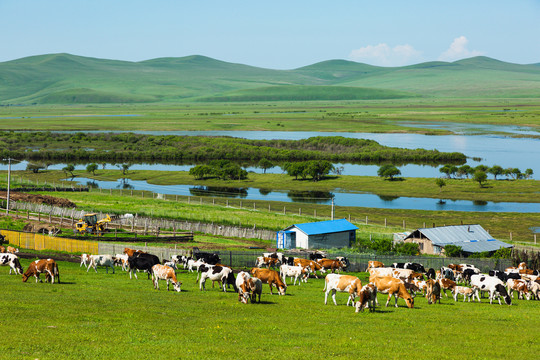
(438, 36, 483, 62)
(348, 43, 422, 67)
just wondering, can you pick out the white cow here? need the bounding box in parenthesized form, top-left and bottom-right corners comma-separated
(87, 255, 116, 274)
(80, 253, 91, 268)
(279, 264, 308, 285)
(187, 259, 206, 272)
(470, 274, 511, 305)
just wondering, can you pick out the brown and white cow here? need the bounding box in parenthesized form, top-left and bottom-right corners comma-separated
(80, 253, 92, 268)
(255, 256, 280, 269)
(293, 258, 325, 278)
(438, 278, 457, 297)
(452, 286, 478, 302)
(369, 275, 414, 308)
(123, 247, 145, 257)
(0, 245, 5, 253)
(6, 246, 18, 254)
(506, 278, 530, 300)
(366, 260, 385, 271)
(368, 267, 394, 278)
(323, 274, 363, 306)
(426, 279, 441, 304)
(152, 264, 181, 292)
(354, 283, 378, 313)
(250, 268, 286, 295)
(22, 259, 59, 284)
(236, 271, 253, 304)
(317, 258, 346, 273)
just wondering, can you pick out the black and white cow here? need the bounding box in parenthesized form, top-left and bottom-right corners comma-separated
(199, 265, 237, 292)
(470, 274, 512, 305)
(426, 268, 436, 280)
(462, 268, 481, 284)
(392, 262, 426, 273)
(127, 255, 158, 279)
(194, 252, 221, 265)
(0, 253, 23, 275)
(87, 254, 116, 274)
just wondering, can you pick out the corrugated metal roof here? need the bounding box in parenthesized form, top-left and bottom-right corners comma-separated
(407, 224, 512, 253)
(284, 218, 358, 236)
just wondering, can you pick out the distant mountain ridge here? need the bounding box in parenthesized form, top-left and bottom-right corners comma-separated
(1, 53, 539, 104)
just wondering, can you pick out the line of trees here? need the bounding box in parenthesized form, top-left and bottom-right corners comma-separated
(439, 164, 533, 180)
(189, 160, 248, 180)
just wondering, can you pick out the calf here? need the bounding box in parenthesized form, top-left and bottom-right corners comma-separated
(152, 264, 181, 292)
(369, 275, 414, 308)
(452, 286, 478, 302)
(323, 274, 363, 306)
(200, 265, 237, 292)
(1, 253, 24, 275)
(279, 264, 309, 285)
(470, 274, 511, 305)
(354, 283, 378, 313)
(22, 259, 59, 284)
(87, 254, 116, 274)
(7, 246, 18, 254)
(250, 277, 263, 303)
(250, 268, 286, 295)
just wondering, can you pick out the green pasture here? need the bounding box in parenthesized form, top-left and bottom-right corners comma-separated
(1, 100, 539, 134)
(1, 259, 538, 359)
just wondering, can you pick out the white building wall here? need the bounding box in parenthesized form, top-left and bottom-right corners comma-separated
(295, 230, 309, 249)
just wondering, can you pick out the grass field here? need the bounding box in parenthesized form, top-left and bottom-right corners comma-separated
(1, 258, 539, 359)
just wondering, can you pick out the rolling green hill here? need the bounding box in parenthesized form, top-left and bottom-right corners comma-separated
(0, 53, 539, 104)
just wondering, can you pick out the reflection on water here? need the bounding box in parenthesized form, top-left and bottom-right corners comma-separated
(287, 190, 335, 204)
(259, 188, 272, 195)
(472, 200, 488, 206)
(378, 195, 400, 202)
(189, 186, 248, 198)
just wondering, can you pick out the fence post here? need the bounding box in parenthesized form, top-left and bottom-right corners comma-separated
(240, 201, 242, 209)
(188, 197, 190, 204)
(314, 209, 316, 217)
(510, 232, 512, 241)
(403, 220, 406, 229)
(365, 216, 368, 225)
(283, 206, 286, 215)
(385, 218, 387, 227)
(299, 208, 301, 215)
(534, 234, 537, 245)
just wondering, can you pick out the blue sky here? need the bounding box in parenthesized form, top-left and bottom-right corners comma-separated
(1, 0, 539, 69)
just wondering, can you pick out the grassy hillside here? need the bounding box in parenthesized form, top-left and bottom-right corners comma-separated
(1, 53, 540, 104)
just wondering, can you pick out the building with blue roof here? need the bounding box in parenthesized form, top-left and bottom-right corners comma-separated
(403, 224, 513, 255)
(277, 218, 358, 249)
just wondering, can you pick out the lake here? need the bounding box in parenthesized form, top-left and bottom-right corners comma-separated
(69, 177, 540, 213)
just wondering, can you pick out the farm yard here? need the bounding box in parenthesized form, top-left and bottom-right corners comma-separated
(1, 255, 539, 360)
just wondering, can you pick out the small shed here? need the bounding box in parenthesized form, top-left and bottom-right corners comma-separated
(403, 224, 513, 255)
(276, 218, 358, 250)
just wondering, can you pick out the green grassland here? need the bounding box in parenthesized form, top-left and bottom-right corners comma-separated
(1, 259, 538, 359)
(1, 100, 539, 134)
(3, 53, 540, 105)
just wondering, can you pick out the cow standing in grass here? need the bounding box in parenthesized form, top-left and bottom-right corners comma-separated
(152, 264, 181, 292)
(22, 259, 59, 284)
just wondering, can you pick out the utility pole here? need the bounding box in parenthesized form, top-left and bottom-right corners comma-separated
(331, 197, 335, 220)
(5, 158, 11, 215)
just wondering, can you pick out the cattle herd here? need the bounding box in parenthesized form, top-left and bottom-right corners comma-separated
(3, 245, 540, 312)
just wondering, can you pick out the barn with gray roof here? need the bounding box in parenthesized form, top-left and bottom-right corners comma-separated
(403, 224, 513, 255)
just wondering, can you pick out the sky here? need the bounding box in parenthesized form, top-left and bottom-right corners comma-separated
(1, 0, 539, 69)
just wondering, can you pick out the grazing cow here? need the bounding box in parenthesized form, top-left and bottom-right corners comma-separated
(22, 259, 59, 284)
(317, 258, 346, 273)
(438, 278, 456, 297)
(412, 279, 428, 296)
(236, 271, 254, 304)
(470, 274, 512, 305)
(354, 283, 378, 313)
(194, 251, 221, 265)
(489, 270, 509, 282)
(250, 277, 263, 303)
(152, 264, 181, 292)
(452, 286, 478, 302)
(392, 268, 415, 282)
(366, 260, 385, 271)
(426, 279, 441, 304)
(199, 265, 237, 292)
(1, 253, 24, 275)
(80, 253, 92, 268)
(7, 246, 18, 254)
(250, 268, 286, 295)
(87, 254, 116, 274)
(526, 280, 540, 300)
(323, 274, 363, 306)
(293, 258, 325, 278)
(127, 256, 156, 279)
(369, 276, 414, 308)
(279, 264, 309, 285)
(255, 256, 280, 269)
(506, 278, 531, 300)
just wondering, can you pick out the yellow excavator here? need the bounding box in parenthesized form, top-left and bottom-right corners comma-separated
(75, 213, 116, 235)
